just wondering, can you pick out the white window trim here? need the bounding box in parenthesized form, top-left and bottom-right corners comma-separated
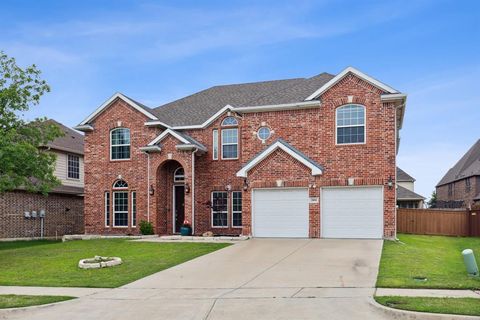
(221, 117, 238, 127)
(212, 129, 218, 160)
(66, 154, 80, 180)
(335, 104, 367, 146)
(221, 128, 239, 160)
(113, 191, 129, 228)
(110, 128, 131, 161)
(232, 191, 242, 228)
(211, 191, 228, 228)
(257, 127, 271, 142)
(131, 191, 136, 228)
(173, 167, 185, 183)
(105, 191, 110, 227)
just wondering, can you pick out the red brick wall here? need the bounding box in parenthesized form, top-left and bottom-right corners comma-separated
(436, 176, 480, 208)
(83, 73, 397, 238)
(0, 191, 84, 239)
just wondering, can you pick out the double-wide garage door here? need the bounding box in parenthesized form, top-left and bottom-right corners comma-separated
(252, 186, 384, 238)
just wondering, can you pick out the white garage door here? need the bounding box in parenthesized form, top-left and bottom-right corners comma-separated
(253, 188, 309, 238)
(321, 187, 383, 239)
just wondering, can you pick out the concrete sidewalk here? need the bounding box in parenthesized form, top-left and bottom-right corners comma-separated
(0, 286, 108, 297)
(376, 288, 480, 298)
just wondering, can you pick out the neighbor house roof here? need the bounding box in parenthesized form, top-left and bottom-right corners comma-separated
(397, 167, 415, 182)
(45, 119, 84, 155)
(437, 139, 480, 187)
(397, 185, 425, 200)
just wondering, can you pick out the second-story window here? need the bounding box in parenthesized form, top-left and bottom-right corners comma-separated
(67, 154, 80, 179)
(221, 117, 238, 159)
(448, 183, 453, 197)
(465, 178, 471, 192)
(111, 128, 131, 160)
(336, 104, 365, 144)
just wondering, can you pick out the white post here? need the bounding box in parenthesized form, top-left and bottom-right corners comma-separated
(191, 148, 197, 234)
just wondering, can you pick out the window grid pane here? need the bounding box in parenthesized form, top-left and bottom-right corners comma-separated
(67, 154, 80, 179)
(111, 128, 131, 159)
(222, 128, 238, 159)
(131, 191, 137, 227)
(114, 191, 128, 226)
(232, 191, 242, 227)
(212, 191, 228, 227)
(336, 105, 365, 144)
(105, 192, 110, 226)
(212, 129, 218, 160)
(221, 117, 238, 126)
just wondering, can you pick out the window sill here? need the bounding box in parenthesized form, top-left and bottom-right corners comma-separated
(110, 158, 131, 162)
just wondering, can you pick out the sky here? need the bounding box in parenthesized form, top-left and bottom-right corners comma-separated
(1, 0, 479, 200)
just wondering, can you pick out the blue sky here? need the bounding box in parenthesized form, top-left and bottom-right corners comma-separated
(1, 0, 479, 199)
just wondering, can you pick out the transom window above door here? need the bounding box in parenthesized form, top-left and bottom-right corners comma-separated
(111, 128, 131, 160)
(336, 104, 365, 144)
(174, 167, 185, 182)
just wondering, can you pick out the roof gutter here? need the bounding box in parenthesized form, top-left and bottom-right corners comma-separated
(139, 146, 162, 153)
(73, 124, 94, 132)
(176, 144, 207, 153)
(234, 100, 321, 113)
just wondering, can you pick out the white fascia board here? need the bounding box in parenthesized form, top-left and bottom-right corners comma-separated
(236, 141, 323, 178)
(234, 101, 320, 113)
(381, 93, 407, 101)
(79, 92, 158, 125)
(73, 124, 94, 132)
(305, 67, 399, 101)
(147, 128, 190, 146)
(139, 146, 162, 153)
(176, 144, 207, 152)
(171, 105, 234, 130)
(144, 120, 171, 128)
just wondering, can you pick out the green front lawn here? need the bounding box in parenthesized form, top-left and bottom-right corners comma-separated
(0, 239, 229, 288)
(377, 234, 480, 289)
(0, 294, 74, 309)
(375, 296, 480, 317)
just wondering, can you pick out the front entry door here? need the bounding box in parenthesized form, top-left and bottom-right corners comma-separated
(174, 185, 185, 233)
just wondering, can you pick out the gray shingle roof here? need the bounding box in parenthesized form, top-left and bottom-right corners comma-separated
(175, 131, 207, 151)
(45, 120, 84, 155)
(397, 185, 425, 200)
(397, 167, 415, 182)
(151, 73, 335, 127)
(437, 139, 480, 186)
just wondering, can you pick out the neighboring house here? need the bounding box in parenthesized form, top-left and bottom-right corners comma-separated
(75, 67, 407, 239)
(0, 120, 84, 238)
(436, 139, 480, 208)
(396, 167, 425, 208)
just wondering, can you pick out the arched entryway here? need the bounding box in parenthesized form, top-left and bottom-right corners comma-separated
(156, 160, 186, 234)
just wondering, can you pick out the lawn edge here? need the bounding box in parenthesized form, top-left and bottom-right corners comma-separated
(370, 296, 479, 319)
(0, 295, 76, 311)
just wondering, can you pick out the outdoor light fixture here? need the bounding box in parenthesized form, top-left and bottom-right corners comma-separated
(387, 176, 393, 189)
(149, 184, 155, 195)
(243, 179, 249, 191)
(185, 183, 190, 194)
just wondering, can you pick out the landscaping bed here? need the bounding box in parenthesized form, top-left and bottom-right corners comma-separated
(0, 294, 74, 309)
(0, 239, 230, 288)
(377, 234, 480, 289)
(375, 296, 480, 317)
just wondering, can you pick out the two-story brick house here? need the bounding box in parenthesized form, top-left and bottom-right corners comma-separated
(75, 67, 407, 239)
(436, 139, 480, 208)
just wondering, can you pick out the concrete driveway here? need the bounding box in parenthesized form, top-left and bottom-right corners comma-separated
(0, 239, 393, 320)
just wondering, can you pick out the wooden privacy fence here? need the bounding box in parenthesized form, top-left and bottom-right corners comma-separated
(397, 208, 480, 237)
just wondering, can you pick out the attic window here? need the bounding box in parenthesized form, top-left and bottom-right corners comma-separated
(221, 117, 238, 126)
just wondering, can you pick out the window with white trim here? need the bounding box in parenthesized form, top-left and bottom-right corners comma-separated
(67, 154, 80, 179)
(111, 128, 131, 160)
(212, 129, 218, 160)
(221, 117, 238, 126)
(131, 191, 136, 227)
(212, 191, 228, 227)
(113, 180, 128, 227)
(232, 191, 242, 227)
(336, 104, 365, 144)
(105, 191, 110, 227)
(257, 127, 271, 141)
(174, 167, 185, 183)
(221, 128, 238, 159)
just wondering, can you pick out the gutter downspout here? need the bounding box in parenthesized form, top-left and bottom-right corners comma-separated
(393, 101, 405, 241)
(191, 148, 198, 235)
(146, 151, 151, 223)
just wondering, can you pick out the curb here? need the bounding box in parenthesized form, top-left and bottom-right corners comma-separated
(0, 297, 77, 314)
(369, 297, 480, 320)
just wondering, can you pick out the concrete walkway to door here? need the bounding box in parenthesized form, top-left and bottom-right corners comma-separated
(1, 239, 396, 320)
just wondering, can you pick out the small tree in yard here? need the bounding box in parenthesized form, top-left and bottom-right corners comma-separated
(427, 190, 437, 208)
(0, 51, 62, 194)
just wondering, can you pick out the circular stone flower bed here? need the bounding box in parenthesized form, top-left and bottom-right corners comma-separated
(78, 256, 122, 269)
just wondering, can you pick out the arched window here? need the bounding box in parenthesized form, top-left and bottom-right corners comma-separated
(113, 180, 128, 189)
(336, 104, 365, 144)
(111, 128, 131, 160)
(173, 167, 185, 183)
(112, 179, 129, 227)
(221, 117, 238, 126)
